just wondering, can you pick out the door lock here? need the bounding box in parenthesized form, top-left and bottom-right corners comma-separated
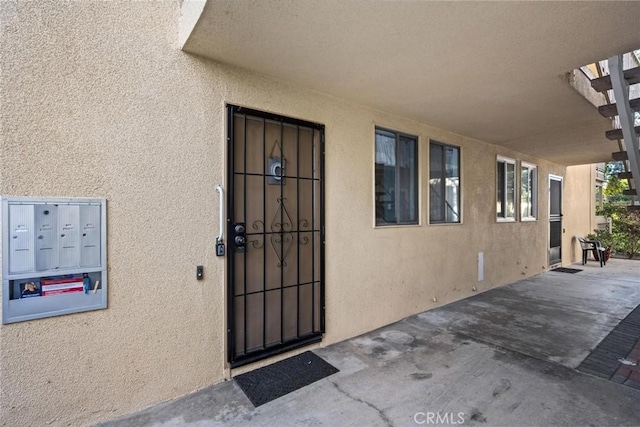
(233, 223, 246, 252)
(216, 238, 225, 257)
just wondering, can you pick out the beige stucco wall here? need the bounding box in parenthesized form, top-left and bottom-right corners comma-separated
(1, 2, 591, 426)
(562, 164, 599, 265)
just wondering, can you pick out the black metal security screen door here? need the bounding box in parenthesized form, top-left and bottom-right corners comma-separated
(549, 176, 562, 266)
(227, 105, 325, 368)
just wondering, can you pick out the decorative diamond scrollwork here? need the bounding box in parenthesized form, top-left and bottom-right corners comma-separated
(270, 233, 293, 267)
(271, 198, 293, 233)
(247, 198, 311, 267)
(270, 198, 293, 266)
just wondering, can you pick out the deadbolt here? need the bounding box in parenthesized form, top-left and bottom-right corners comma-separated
(233, 222, 246, 252)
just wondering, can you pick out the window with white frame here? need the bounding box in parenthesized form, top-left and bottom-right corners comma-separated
(375, 127, 418, 225)
(497, 156, 516, 221)
(520, 162, 537, 220)
(429, 141, 461, 224)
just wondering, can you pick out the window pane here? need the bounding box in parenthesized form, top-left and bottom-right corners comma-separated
(444, 146, 460, 222)
(595, 185, 602, 214)
(521, 168, 530, 217)
(531, 167, 537, 218)
(429, 143, 444, 223)
(430, 142, 460, 224)
(550, 179, 561, 216)
(521, 167, 533, 218)
(398, 135, 417, 223)
(497, 162, 505, 217)
(375, 130, 396, 224)
(506, 162, 515, 218)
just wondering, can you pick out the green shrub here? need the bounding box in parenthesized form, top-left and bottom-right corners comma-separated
(616, 210, 640, 259)
(594, 202, 640, 259)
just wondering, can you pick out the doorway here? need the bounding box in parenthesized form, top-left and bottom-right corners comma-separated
(549, 175, 563, 266)
(226, 106, 325, 367)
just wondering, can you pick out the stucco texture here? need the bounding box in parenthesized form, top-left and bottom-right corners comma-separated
(1, 2, 592, 426)
(563, 164, 599, 265)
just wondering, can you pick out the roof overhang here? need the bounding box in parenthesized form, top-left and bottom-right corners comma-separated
(180, 0, 640, 165)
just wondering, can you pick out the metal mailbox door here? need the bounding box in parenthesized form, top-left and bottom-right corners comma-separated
(80, 204, 101, 267)
(8, 204, 35, 274)
(35, 204, 59, 271)
(58, 205, 80, 269)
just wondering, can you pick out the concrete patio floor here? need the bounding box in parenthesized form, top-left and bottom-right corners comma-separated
(103, 259, 640, 426)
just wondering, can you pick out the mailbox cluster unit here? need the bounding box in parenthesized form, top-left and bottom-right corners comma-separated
(1, 197, 107, 323)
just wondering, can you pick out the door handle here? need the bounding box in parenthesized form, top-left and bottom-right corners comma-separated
(215, 185, 224, 243)
(215, 185, 226, 256)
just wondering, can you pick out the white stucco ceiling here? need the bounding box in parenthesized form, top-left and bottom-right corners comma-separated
(181, 0, 640, 165)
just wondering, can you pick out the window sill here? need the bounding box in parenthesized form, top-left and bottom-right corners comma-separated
(374, 223, 421, 229)
(521, 217, 537, 222)
(429, 221, 463, 226)
(496, 218, 516, 223)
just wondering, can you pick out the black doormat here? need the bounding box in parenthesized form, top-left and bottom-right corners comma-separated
(234, 351, 339, 407)
(551, 267, 583, 273)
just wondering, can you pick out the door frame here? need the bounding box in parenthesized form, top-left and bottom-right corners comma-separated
(225, 104, 326, 368)
(548, 174, 563, 267)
